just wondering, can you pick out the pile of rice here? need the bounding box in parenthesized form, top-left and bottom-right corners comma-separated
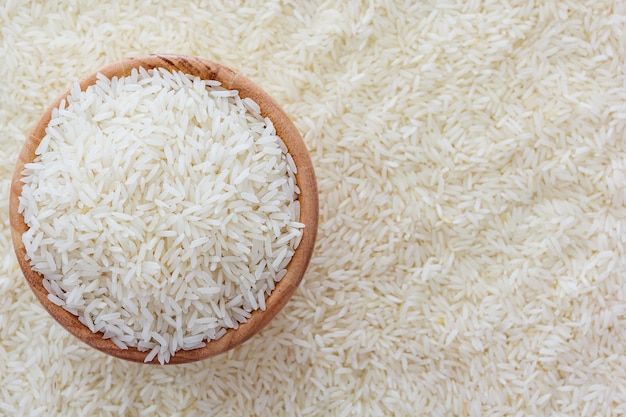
(1, 0, 626, 415)
(19, 67, 303, 364)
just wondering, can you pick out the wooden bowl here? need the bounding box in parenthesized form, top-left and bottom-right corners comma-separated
(9, 54, 318, 365)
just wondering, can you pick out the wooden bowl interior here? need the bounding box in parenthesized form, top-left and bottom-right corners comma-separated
(9, 55, 318, 364)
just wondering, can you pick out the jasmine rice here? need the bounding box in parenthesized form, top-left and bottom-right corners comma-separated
(18, 67, 303, 364)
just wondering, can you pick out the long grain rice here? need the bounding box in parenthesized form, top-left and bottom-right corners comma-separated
(2, 0, 626, 415)
(18, 68, 303, 364)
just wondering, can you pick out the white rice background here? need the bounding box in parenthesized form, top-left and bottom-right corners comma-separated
(1, 1, 626, 416)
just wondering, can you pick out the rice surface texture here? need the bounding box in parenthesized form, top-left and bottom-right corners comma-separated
(1, 0, 626, 415)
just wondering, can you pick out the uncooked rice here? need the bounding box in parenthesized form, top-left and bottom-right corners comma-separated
(18, 67, 303, 364)
(1, 0, 626, 415)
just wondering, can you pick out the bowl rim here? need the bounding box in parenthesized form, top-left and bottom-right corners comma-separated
(9, 54, 318, 365)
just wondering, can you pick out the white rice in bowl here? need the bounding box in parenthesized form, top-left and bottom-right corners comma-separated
(18, 67, 304, 364)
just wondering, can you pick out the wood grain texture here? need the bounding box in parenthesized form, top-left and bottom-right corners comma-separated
(9, 55, 318, 365)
